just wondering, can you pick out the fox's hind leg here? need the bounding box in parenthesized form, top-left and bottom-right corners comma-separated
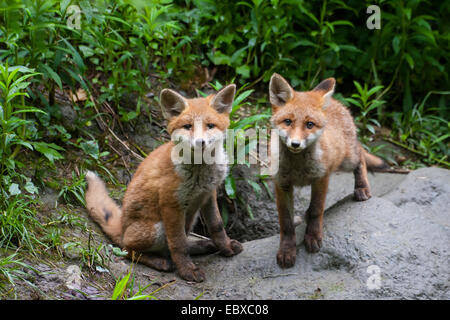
(122, 221, 174, 271)
(127, 251, 175, 272)
(353, 151, 372, 201)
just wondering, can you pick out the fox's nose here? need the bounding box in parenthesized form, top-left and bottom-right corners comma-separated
(195, 139, 205, 148)
(290, 141, 301, 149)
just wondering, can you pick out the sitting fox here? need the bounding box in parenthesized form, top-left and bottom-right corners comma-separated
(269, 73, 388, 268)
(85, 84, 243, 282)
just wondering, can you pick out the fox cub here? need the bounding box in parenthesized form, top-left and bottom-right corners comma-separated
(85, 84, 243, 282)
(269, 73, 388, 268)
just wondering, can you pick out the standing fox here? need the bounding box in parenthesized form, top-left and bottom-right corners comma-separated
(85, 84, 243, 282)
(269, 73, 388, 268)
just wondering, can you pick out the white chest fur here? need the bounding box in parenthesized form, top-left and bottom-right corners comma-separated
(276, 140, 326, 187)
(173, 147, 228, 209)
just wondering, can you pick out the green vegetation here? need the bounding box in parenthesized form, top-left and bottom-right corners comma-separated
(110, 265, 173, 300)
(0, 195, 44, 254)
(0, 253, 36, 298)
(0, 0, 448, 298)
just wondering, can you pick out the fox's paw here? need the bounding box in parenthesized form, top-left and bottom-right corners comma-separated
(276, 245, 296, 268)
(219, 239, 243, 257)
(152, 257, 175, 272)
(304, 232, 322, 253)
(178, 263, 206, 283)
(354, 187, 371, 201)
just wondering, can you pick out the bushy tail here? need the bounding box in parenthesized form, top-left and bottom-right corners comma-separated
(85, 171, 122, 245)
(362, 148, 390, 172)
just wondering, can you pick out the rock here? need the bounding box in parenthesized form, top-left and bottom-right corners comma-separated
(59, 104, 78, 131)
(223, 165, 408, 242)
(115, 167, 449, 299)
(65, 265, 82, 290)
(125, 113, 163, 153)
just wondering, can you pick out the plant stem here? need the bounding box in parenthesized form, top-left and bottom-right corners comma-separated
(10, 95, 26, 160)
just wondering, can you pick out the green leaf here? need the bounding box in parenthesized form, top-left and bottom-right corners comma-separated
(64, 67, 90, 92)
(353, 81, 364, 95)
(339, 44, 362, 53)
(367, 85, 384, 97)
(392, 35, 401, 55)
(15, 140, 33, 150)
(230, 45, 249, 65)
(12, 107, 47, 115)
(369, 118, 381, 127)
(236, 65, 250, 78)
(112, 247, 128, 257)
(330, 20, 354, 28)
(7, 66, 35, 75)
(344, 97, 362, 108)
(61, 38, 85, 71)
(112, 272, 131, 300)
(286, 39, 318, 50)
(366, 124, 375, 135)
(80, 140, 100, 159)
(231, 89, 253, 115)
(9, 183, 21, 196)
(230, 114, 270, 130)
(127, 295, 154, 300)
(24, 181, 39, 195)
(40, 64, 63, 89)
(220, 203, 229, 227)
(209, 51, 231, 65)
(300, 7, 319, 25)
(247, 180, 262, 198)
(79, 45, 95, 58)
(224, 175, 236, 199)
(33, 142, 64, 164)
(60, 0, 71, 13)
(404, 53, 414, 70)
(431, 133, 450, 146)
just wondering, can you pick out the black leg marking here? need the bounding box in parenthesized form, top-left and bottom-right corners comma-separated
(103, 208, 112, 222)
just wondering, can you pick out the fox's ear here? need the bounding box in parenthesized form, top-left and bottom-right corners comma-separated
(211, 84, 236, 114)
(160, 89, 188, 120)
(269, 73, 294, 106)
(313, 78, 336, 109)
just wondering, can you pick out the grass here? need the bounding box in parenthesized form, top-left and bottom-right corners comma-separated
(57, 171, 87, 207)
(0, 195, 46, 254)
(388, 91, 450, 169)
(0, 252, 37, 298)
(111, 265, 176, 300)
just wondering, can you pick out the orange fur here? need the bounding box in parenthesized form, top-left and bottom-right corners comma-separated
(269, 73, 388, 268)
(85, 85, 242, 282)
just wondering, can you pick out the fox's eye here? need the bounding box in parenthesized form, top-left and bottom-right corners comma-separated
(183, 124, 192, 130)
(306, 121, 315, 129)
(283, 119, 292, 126)
(207, 123, 215, 129)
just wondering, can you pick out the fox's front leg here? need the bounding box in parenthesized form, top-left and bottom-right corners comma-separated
(161, 206, 205, 282)
(200, 190, 243, 257)
(275, 181, 296, 268)
(304, 175, 329, 253)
